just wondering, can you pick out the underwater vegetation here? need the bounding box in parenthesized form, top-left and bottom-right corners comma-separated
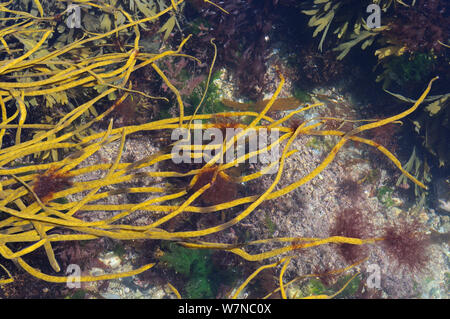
(301, 0, 449, 62)
(160, 242, 215, 298)
(160, 242, 237, 299)
(301, 0, 449, 175)
(0, 0, 446, 299)
(185, 0, 290, 100)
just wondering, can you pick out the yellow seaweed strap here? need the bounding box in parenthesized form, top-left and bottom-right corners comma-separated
(16, 256, 155, 283)
(310, 130, 426, 189)
(239, 150, 298, 183)
(0, 19, 33, 39)
(0, 263, 13, 285)
(263, 257, 367, 299)
(152, 63, 185, 127)
(65, 126, 125, 218)
(145, 183, 211, 229)
(267, 77, 438, 200)
(58, 125, 114, 174)
(170, 0, 178, 11)
(188, 38, 217, 129)
(167, 283, 182, 299)
(8, 1, 186, 69)
(279, 257, 292, 299)
(93, 190, 187, 229)
(32, 0, 44, 17)
(220, 131, 292, 172)
(0, 239, 48, 259)
(0, 95, 6, 148)
(31, 220, 60, 272)
(194, 71, 286, 174)
(0, 55, 127, 89)
(13, 90, 26, 146)
(0, 87, 117, 159)
(120, 49, 138, 86)
(146, 118, 305, 240)
(203, 0, 229, 14)
(0, 30, 52, 75)
(248, 70, 284, 129)
(230, 258, 286, 299)
(223, 236, 382, 262)
(302, 272, 360, 299)
(0, 4, 44, 21)
(268, 103, 323, 128)
(346, 76, 439, 136)
(116, 5, 140, 51)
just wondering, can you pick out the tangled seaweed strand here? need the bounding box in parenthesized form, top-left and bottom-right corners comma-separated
(0, 0, 438, 298)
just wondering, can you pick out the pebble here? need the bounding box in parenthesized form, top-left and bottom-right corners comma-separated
(419, 211, 429, 223)
(389, 207, 403, 217)
(134, 290, 143, 299)
(89, 267, 105, 277)
(99, 252, 122, 269)
(391, 197, 404, 207)
(149, 286, 167, 299)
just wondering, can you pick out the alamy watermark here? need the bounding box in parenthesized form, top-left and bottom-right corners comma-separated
(66, 264, 81, 289)
(366, 263, 381, 289)
(366, 4, 381, 29)
(65, 4, 85, 29)
(170, 121, 281, 174)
